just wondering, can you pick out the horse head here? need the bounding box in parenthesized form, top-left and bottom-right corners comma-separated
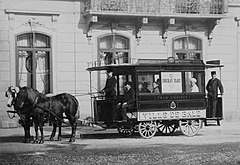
(14, 86, 41, 110)
(5, 86, 20, 108)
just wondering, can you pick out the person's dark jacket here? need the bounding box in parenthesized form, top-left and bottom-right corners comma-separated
(122, 87, 135, 105)
(103, 76, 116, 98)
(206, 78, 224, 99)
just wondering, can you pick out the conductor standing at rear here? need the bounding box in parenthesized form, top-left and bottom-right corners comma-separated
(206, 71, 224, 118)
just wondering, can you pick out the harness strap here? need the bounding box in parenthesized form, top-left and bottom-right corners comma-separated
(34, 104, 66, 124)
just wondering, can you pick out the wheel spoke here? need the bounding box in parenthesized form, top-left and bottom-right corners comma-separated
(138, 121, 157, 139)
(179, 119, 201, 136)
(157, 121, 177, 135)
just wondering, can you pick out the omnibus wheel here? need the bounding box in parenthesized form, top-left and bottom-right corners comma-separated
(179, 119, 202, 137)
(117, 126, 134, 137)
(157, 121, 177, 136)
(138, 121, 157, 139)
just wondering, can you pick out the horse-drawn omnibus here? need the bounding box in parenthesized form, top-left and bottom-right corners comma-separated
(87, 57, 222, 139)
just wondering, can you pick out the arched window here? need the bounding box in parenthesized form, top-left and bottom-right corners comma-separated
(173, 36, 202, 60)
(16, 33, 51, 94)
(99, 34, 130, 65)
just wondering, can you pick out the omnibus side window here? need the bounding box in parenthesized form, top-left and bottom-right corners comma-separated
(138, 73, 160, 94)
(161, 72, 182, 93)
(185, 71, 204, 93)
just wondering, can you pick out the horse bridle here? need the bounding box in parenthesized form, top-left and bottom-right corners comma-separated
(5, 87, 18, 119)
(5, 87, 17, 107)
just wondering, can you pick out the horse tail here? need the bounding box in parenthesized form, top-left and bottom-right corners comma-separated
(76, 105, 80, 119)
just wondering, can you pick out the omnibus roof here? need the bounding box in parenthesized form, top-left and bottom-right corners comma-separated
(86, 58, 206, 72)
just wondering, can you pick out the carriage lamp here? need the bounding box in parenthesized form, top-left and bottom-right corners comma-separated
(86, 29, 92, 45)
(208, 33, 213, 46)
(162, 31, 168, 46)
(136, 29, 141, 46)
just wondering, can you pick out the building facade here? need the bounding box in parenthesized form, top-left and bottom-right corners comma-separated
(0, 0, 239, 127)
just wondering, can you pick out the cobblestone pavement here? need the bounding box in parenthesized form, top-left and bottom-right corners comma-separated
(0, 121, 240, 165)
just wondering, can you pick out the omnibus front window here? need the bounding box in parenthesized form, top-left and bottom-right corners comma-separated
(118, 75, 132, 95)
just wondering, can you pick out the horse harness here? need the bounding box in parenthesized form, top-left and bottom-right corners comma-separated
(32, 94, 66, 125)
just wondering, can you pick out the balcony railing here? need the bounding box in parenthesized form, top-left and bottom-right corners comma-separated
(84, 0, 227, 16)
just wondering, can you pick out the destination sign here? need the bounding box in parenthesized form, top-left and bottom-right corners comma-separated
(161, 72, 182, 93)
(138, 110, 206, 121)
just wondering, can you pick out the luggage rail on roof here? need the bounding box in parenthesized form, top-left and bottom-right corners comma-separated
(87, 58, 206, 70)
(87, 58, 138, 68)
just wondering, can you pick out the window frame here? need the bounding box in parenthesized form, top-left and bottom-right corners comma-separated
(173, 35, 203, 60)
(16, 32, 52, 93)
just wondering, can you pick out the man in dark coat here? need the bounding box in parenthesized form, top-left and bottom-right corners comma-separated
(102, 69, 116, 101)
(206, 71, 224, 117)
(116, 81, 135, 122)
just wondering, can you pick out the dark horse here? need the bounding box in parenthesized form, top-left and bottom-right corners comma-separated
(6, 86, 80, 143)
(6, 86, 32, 143)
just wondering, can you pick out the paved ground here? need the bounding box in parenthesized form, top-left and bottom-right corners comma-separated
(1, 120, 240, 149)
(1, 120, 240, 165)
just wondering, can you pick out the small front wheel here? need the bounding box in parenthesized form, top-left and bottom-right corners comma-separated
(179, 119, 202, 137)
(138, 121, 157, 139)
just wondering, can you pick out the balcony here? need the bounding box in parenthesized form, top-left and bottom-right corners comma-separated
(83, 0, 228, 17)
(82, 0, 228, 43)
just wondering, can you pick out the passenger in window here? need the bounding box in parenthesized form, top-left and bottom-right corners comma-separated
(101, 69, 116, 101)
(190, 78, 199, 92)
(152, 81, 159, 93)
(116, 81, 135, 122)
(138, 83, 143, 92)
(140, 82, 151, 93)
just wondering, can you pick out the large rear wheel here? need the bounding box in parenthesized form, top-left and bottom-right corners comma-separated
(138, 121, 157, 139)
(179, 119, 202, 137)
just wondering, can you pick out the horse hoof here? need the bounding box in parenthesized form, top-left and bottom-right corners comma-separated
(39, 141, 44, 144)
(23, 138, 31, 143)
(50, 137, 54, 141)
(57, 138, 62, 141)
(69, 138, 75, 142)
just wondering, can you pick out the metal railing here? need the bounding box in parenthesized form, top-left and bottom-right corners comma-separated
(84, 0, 227, 15)
(87, 58, 138, 68)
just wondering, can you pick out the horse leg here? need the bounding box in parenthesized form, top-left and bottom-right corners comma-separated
(39, 115, 45, 144)
(23, 124, 31, 143)
(39, 123, 44, 144)
(57, 120, 62, 141)
(50, 122, 57, 141)
(21, 114, 31, 143)
(68, 117, 77, 142)
(33, 119, 39, 144)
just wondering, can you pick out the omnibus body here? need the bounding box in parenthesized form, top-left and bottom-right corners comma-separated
(87, 58, 208, 138)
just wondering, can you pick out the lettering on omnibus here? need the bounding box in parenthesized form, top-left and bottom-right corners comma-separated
(138, 110, 206, 121)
